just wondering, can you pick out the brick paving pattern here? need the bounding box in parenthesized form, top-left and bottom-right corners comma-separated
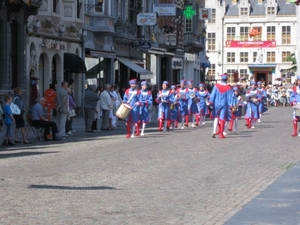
(0, 106, 298, 225)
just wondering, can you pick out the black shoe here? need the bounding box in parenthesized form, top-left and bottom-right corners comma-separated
(8, 141, 16, 146)
(44, 138, 52, 141)
(23, 141, 32, 144)
(15, 140, 22, 143)
(2, 141, 8, 146)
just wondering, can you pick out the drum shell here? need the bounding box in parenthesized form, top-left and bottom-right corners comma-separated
(116, 103, 132, 119)
(295, 108, 300, 116)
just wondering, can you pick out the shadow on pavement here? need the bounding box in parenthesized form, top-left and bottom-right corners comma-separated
(0, 151, 59, 159)
(28, 184, 117, 190)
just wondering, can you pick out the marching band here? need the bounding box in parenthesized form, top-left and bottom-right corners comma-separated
(116, 74, 298, 139)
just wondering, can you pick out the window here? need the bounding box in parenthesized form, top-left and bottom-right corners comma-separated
(251, 27, 262, 41)
(240, 52, 249, 63)
(208, 9, 216, 23)
(207, 64, 216, 79)
(227, 52, 235, 63)
(53, 0, 59, 13)
(226, 69, 236, 83)
(207, 33, 216, 50)
(282, 26, 291, 44)
(77, 0, 82, 18)
(267, 26, 276, 41)
(282, 51, 291, 62)
(95, 0, 104, 13)
(129, 0, 142, 37)
(241, 8, 248, 15)
(240, 69, 248, 80)
(185, 19, 192, 32)
(240, 27, 249, 41)
(253, 52, 257, 62)
(267, 52, 276, 63)
(267, 7, 275, 15)
(227, 27, 236, 40)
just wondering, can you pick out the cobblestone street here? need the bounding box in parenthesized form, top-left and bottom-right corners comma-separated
(0, 106, 299, 225)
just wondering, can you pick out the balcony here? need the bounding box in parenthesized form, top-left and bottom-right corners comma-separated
(114, 20, 137, 42)
(158, 33, 177, 50)
(184, 32, 205, 53)
(85, 15, 115, 35)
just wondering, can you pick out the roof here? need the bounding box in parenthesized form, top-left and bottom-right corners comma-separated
(224, 0, 296, 16)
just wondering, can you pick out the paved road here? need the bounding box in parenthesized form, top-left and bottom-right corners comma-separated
(0, 107, 299, 225)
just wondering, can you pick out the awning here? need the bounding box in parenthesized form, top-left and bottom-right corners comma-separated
(116, 57, 153, 79)
(248, 64, 277, 68)
(85, 60, 106, 79)
(64, 53, 87, 73)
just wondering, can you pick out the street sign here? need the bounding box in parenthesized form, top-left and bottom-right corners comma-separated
(199, 8, 212, 20)
(139, 41, 152, 52)
(153, 4, 176, 16)
(137, 13, 157, 26)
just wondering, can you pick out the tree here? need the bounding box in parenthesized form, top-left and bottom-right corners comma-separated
(286, 53, 297, 72)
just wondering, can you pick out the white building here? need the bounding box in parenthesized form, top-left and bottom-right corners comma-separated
(205, 0, 296, 85)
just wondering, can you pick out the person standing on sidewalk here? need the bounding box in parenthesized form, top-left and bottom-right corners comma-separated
(65, 88, 76, 135)
(84, 84, 100, 132)
(56, 81, 69, 139)
(100, 84, 113, 131)
(13, 87, 31, 144)
(2, 95, 16, 146)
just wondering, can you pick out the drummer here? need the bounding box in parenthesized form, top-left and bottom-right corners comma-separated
(289, 75, 300, 136)
(138, 81, 152, 136)
(244, 81, 261, 129)
(123, 79, 141, 138)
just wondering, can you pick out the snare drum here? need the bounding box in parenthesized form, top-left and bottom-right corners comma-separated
(115, 103, 132, 120)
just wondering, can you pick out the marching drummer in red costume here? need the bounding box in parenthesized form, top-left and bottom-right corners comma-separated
(196, 83, 210, 126)
(138, 81, 152, 136)
(123, 79, 141, 138)
(289, 75, 300, 136)
(156, 81, 174, 132)
(170, 85, 180, 130)
(228, 86, 243, 133)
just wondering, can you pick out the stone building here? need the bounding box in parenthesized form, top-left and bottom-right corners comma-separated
(205, 0, 296, 85)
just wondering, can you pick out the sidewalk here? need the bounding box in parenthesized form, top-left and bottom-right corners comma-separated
(224, 161, 300, 225)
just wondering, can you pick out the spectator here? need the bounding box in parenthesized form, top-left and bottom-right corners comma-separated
(112, 84, 122, 127)
(56, 81, 69, 139)
(2, 95, 15, 146)
(100, 84, 113, 131)
(13, 87, 31, 144)
(84, 84, 100, 132)
(91, 87, 101, 132)
(150, 84, 159, 124)
(108, 85, 116, 129)
(65, 88, 76, 135)
(31, 97, 59, 141)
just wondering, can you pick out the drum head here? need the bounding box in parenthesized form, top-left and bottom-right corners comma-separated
(124, 103, 132, 109)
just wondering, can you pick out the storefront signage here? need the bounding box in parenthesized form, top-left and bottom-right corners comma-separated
(199, 8, 211, 20)
(153, 4, 176, 16)
(137, 13, 157, 26)
(226, 40, 276, 48)
(172, 58, 183, 69)
(139, 40, 152, 52)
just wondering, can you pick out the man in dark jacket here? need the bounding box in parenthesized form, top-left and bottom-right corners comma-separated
(150, 84, 159, 124)
(84, 84, 100, 132)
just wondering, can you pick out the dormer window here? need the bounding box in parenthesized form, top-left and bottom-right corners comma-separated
(241, 8, 248, 15)
(267, 7, 275, 15)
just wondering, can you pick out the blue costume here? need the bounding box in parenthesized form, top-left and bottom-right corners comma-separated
(196, 83, 210, 126)
(209, 74, 233, 138)
(289, 76, 300, 136)
(185, 80, 198, 127)
(139, 88, 152, 123)
(244, 81, 261, 128)
(170, 85, 180, 128)
(176, 80, 189, 129)
(123, 79, 141, 138)
(256, 81, 267, 121)
(228, 86, 244, 132)
(156, 81, 174, 131)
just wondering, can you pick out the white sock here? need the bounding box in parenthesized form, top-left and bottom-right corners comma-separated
(181, 118, 184, 127)
(132, 124, 136, 135)
(213, 118, 218, 133)
(164, 120, 167, 130)
(141, 123, 146, 134)
(224, 121, 228, 131)
(192, 115, 195, 124)
(234, 118, 238, 132)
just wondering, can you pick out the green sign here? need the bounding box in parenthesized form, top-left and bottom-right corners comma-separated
(183, 6, 196, 19)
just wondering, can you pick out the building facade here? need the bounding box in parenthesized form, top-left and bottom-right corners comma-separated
(205, 0, 296, 85)
(84, 0, 207, 89)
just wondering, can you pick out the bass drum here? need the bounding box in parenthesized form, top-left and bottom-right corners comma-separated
(115, 103, 132, 120)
